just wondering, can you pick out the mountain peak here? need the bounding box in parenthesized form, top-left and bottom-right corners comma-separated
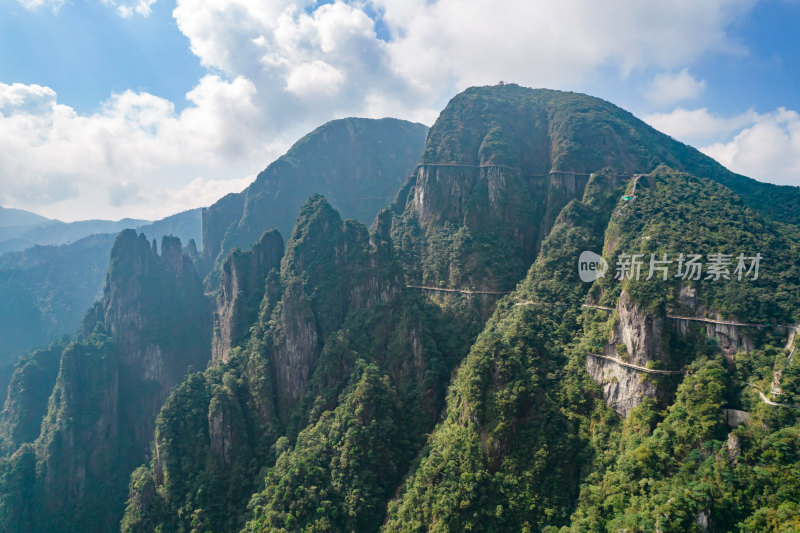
(0, 205, 53, 228)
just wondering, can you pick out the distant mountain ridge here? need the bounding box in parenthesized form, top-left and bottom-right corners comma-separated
(0, 206, 52, 228)
(0, 208, 203, 368)
(201, 117, 428, 274)
(0, 208, 204, 255)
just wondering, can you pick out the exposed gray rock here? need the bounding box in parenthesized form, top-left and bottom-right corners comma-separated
(212, 230, 283, 362)
(586, 290, 670, 417)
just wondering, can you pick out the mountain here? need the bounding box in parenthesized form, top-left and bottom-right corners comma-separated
(0, 116, 423, 379)
(0, 233, 117, 367)
(0, 208, 203, 368)
(0, 208, 203, 255)
(122, 196, 473, 532)
(0, 217, 148, 255)
(201, 117, 428, 274)
(0, 206, 51, 228)
(0, 231, 211, 532)
(1, 85, 799, 532)
(390, 85, 800, 296)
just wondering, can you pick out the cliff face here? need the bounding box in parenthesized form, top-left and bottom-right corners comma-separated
(0, 230, 212, 532)
(391, 84, 800, 297)
(243, 195, 405, 424)
(212, 229, 284, 362)
(103, 232, 211, 457)
(586, 291, 670, 417)
(124, 196, 470, 533)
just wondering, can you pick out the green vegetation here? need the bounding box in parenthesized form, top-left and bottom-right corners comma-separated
(202, 117, 427, 275)
(596, 166, 800, 324)
(0, 209, 203, 368)
(3, 85, 800, 532)
(0, 233, 115, 365)
(0, 230, 211, 532)
(0, 340, 65, 453)
(124, 196, 478, 533)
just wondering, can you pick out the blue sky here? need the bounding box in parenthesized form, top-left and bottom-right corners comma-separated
(0, 0, 202, 113)
(0, 0, 798, 221)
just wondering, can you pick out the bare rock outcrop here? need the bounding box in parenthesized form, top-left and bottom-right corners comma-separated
(212, 230, 284, 362)
(586, 290, 670, 417)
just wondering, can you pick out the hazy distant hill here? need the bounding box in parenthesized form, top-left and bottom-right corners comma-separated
(0, 206, 52, 228)
(0, 216, 149, 255)
(0, 208, 203, 366)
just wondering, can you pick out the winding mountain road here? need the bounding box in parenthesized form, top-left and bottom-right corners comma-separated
(586, 353, 684, 375)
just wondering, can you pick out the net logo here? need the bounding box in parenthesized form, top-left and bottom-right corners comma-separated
(578, 251, 608, 282)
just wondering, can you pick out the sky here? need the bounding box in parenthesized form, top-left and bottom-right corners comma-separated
(0, 0, 799, 222)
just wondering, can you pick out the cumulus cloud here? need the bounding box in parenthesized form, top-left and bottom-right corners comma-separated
(644, 107, 758, 146)
(2, 0, 777, 221)
(173, 0, 758, 125)
(645, 69, 707, 105)
(373, 0, 753, 91)
(702, 109, 800, 186)
(644, 105, 800, 185)
(0, 77, 272, 221)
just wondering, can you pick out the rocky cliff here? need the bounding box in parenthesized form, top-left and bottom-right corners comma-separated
(123, 195, 472, 533)
(585, 290, 671, 417)
(2, 85, 798, 533)
(391, 85, 800, 297)
(0, 230, 211, 532)
(212, 229, 284, 362)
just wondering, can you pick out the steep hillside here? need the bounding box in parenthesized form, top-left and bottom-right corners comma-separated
(386, 163, 800, 532)
(0, 341, 65, 454)
(0, 209, 202, 367)
(201, 117, 428, 274)
(1, 84, 798, 533)
(123, 196, 475, 533)
(123, 86, 800, 533)
(391, 84, 800, 296)
(0, 231, 211, 532)
(0, 233, 117, 366)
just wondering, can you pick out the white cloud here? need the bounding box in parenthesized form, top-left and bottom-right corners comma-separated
(285, 61, 346, 98)
(116, 0, 157, 18)
(5, 0, 785, 222)
(372, 0, 754, 91)
(16, 0, 65, 13)
(645, 105, 800, 186)
(702, 109, 800, 186)
(0, 77, 273, 221)
(173, 0, 758, 125)
(646, 69, 707, 105)
(644, 107, 758, 146)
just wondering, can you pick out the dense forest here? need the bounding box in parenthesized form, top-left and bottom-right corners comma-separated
(0, 85, 798, 532)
